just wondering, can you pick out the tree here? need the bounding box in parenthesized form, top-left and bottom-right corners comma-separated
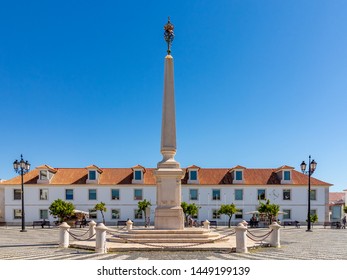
(93, 202, 107, 225)
(258, 199, 280, 224)
(137, 199, 152, 227)
(49, 199, 75, 223)
(218, 204, 239, 228)
(344, 206, 347, 214)
(181, 202, 200, 225)
(308, 213, 318, 228)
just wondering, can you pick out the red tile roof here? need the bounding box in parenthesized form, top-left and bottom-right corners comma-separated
(0, 165, 332, 186)
(329, 192, 345, 204)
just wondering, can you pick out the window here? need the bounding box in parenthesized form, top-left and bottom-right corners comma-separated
(212, 209, 221, 219)
(310, 209, 317, 216)
(189, 189, 198, 200)
(14, 209, 22, 219)
(235, 189, 243, 200)
(235, 171, 243, 181)
(235, 209, 243, 219)
(89, 170, 96, 180)
(134, 189, 143, 200)
(283, 209, 291, 220)
(88, 189, 97, 200)
(111, 189, 120, 200)
(65, 189, 74, 200)
(212, 189, 221, 200)
(39, 189, 48, 200)
(134, 170, 142, 180)
(13, 189, 21, 200)
(40, 209, 49, 219)
(89, 209, 97, 219)
(310, 190, 317, 201)
(284, 171, 291, 181)
(283, 189, 291, 200)
(257, 189, 266, 200)
(111, 209, 120, 219)
(189, 170, 197, 181)
(134, 209, 143, 219)
(40, 170, 48, 180)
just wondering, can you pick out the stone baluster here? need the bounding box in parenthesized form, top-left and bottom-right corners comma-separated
(59, 222, 70, 248)
(269, 222, 281, 248)
(95, 223, 108, 253)
(235, 222, 248, 253)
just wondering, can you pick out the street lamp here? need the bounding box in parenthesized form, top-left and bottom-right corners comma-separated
(300, 155, 317, 232)
(13, 154, 31, 232)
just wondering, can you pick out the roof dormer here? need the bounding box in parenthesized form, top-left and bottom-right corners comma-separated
(86, 165, 103, 184)
(36, 165, 57, 184)
(230, 165, 246, 184)
(187, 165, 200, 184)
(275, 165, 294, 184)
(132, 165, 145, 184)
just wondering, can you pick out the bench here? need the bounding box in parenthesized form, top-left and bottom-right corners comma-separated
(282, 221, 300, 228)
(209, 220, 217, 228)
(323, 221, 331, 229)
(117, 220, 127, 227)
(330, 221, 342, 229)
(33, 220, 51, 228)
(75, 220, 89, 228)
(199, 220, 217, 228)
(249, 220, 259, 228)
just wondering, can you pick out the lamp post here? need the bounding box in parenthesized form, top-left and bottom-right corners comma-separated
(13, 154, 31, 232)
(300, 156, 317, 232)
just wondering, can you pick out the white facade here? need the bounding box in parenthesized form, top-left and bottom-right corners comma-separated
(0, 181, 329, 226)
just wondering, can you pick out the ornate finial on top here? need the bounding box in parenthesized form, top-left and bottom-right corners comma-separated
(164, 17, 174, 55)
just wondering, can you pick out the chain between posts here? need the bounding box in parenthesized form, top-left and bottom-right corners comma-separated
(68, 228, 96, 241)
(246, 229, 273, 242)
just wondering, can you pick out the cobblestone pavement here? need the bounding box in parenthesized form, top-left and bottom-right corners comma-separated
(0, 226, 346, 260)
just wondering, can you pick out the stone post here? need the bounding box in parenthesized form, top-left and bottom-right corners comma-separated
(126, 219, 133, 231)
(95, 223, 108, 253)
(235, 222, 248, 253)
(89, 220, 96, 239)
(269, 222, 281, 248)
(203, 220, 210, 230)
(59, 222, 70, 248)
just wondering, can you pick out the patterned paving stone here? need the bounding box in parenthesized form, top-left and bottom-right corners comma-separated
(0, 226, 346, 260)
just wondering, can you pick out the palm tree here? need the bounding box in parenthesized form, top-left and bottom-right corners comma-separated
(137, 199, 152, 227)
(258, 199, 280, 224)
(93, 202, 107, 224)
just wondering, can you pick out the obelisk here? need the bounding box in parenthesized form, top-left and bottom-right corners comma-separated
(154, 18, 185, 230)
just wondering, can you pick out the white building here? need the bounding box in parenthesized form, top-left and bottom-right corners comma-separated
(0, 163, 331, 226)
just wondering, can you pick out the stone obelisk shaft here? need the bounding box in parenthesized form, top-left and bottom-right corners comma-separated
(159, 55, 179, 168)
(154, 54, 184, 230)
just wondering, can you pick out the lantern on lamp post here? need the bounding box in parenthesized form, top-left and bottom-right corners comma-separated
(13, 154, 31, 232)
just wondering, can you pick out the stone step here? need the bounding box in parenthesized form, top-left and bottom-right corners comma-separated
(107, 237, 228, 243)
(127, 229, 210, 234)
(110, 233, 220, 239)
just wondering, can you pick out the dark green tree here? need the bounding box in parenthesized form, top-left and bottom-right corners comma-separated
(181, 202, 200, 225)
(49, 199, 75, 223)
(218, 204, 239, 228)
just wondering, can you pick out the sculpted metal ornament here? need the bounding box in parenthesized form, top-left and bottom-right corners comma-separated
(164, 17, 174, 54)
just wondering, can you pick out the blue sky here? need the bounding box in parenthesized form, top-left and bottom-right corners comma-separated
(0, 1, 346, 192)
